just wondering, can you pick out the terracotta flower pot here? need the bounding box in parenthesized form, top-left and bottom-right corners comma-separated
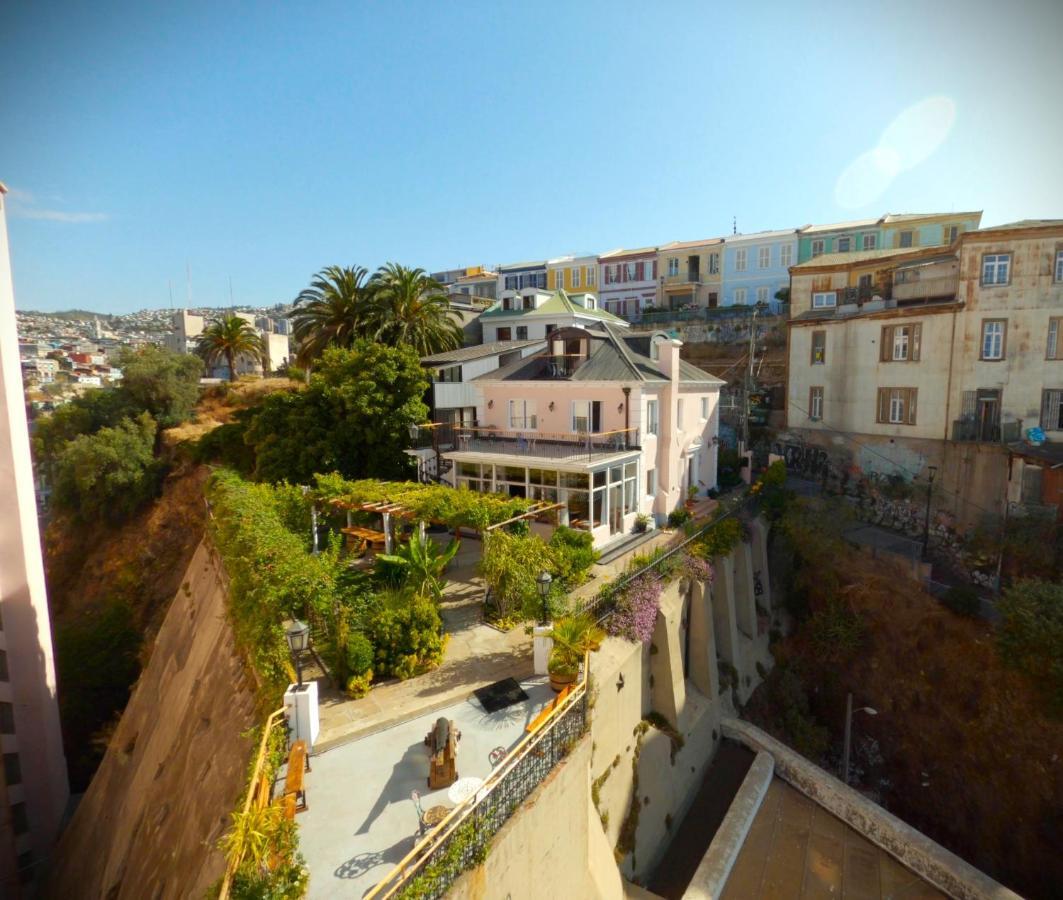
(549, 670, 577, 692)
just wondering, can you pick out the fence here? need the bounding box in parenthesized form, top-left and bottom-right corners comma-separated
(364, 679, 589, 900)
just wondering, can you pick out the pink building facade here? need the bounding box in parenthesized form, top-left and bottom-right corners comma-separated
(443, 327, 722, 548)
(0, 183, 69, 896)
(599, 247, 659, 321)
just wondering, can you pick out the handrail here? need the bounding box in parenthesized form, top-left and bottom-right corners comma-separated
(365, 666, 589, 900)
(218, 707, 287, 900)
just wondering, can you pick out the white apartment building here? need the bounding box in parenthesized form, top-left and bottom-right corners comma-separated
(0, 182, 70, 897)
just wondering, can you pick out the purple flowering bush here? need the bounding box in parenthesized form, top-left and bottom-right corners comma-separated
(607, 574, 662, 644)
(680, 552, 714, 584)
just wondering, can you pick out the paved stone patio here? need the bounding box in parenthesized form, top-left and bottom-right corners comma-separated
(298, 677, 555, 899)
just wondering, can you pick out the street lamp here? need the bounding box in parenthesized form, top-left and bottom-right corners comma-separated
(536, 571, 553, 626)
(922, 465, 938, 559)
(842, 692, 877, 785)
(285, 619, 310, 689)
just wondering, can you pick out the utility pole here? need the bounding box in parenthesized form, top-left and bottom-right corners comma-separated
(741, 303, 763, 453)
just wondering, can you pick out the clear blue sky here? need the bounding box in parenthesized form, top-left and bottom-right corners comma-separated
(3, 0, 1061, 313)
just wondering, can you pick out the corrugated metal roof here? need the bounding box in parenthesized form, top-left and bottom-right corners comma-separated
(420, 339, 544, 365)
(798, 217, 883, 235)
(479, 290, 626, 323)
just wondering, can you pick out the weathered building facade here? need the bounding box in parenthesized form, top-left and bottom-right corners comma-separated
(656, 238, 723, 311)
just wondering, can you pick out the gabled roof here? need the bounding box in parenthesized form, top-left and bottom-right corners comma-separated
(420, 339, 544, 366)
(479, 290, 627, 324)
(724, 228, 799, 245)
(472, 326, 725, 386)
(599, 246, 658, 260)
(791, 245, 947, 271)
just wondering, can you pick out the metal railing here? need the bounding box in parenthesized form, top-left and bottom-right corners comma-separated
(892, 275, 958, 303)
(453, 426, 640, 460)
(365, 676, 589, 900)
(951, 419, 1022, 444)
(631, 305, 758, 326)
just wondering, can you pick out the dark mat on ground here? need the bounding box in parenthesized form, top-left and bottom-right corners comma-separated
(474, 677, 529, 713)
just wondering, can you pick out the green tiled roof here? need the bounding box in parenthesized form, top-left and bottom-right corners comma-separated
(479, 290, 627, 324)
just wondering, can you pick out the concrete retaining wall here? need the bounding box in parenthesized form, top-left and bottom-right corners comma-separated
(722, 719, 1023, 900)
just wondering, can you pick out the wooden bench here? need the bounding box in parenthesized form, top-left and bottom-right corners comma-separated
(341, 526, 388, 552)
(283, 740, 311, 813)
(525, 685, 572, 735)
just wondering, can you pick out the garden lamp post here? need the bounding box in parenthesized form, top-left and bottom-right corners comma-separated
(842, 692, 877, 785)
(286, 619, 310, 689)
(536, 571, 553, 627)
(922, 465, 938, 559)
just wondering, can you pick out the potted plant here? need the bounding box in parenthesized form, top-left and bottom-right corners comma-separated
(547, 615, 605, 692)
(634, 512, 652, 534)
(685, 484, 699, 510)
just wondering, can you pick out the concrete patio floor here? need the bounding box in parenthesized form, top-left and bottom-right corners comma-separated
(297, 677, 555, 899)
(314, 536, 534, 750)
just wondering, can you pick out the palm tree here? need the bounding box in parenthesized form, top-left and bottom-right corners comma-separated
(377, 528, 460, 601)
(288, 265, 371, 365)
(196, 315, 264, 381)
(367, 263, 463, 356)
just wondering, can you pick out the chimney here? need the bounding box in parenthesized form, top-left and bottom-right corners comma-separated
(656, 336, 682, 386)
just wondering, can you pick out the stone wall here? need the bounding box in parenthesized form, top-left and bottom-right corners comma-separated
(43, 542, 259, 900)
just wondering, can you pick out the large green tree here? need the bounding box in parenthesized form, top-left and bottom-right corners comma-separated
(53, 412, 160, 522)
(114, 345, 202, 427)
(288, 265, 372, 365)
(243, 341, 429, 483)
(367, 263, 463, 355)
(196, 315, 264, 381)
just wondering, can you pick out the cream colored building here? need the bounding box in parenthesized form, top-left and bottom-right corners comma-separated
(783, 220, 1063, 524)
(656, 238, 723, 310)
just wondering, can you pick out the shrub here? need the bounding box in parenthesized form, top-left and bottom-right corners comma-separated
(364, 589, 447, 680)
(549, 526, 598, 587)
(808, 598, 865, 662)
(608, 574, 662, 644)
(694, 516, 743, 560)
(194, 421, 254, 473)
(679, 553, 714, 583)
(941, 584, 981, 617)
(480, 530, 555, 620)
(997, 579, 1063, 713)
(344, 672, 373, 699)
(667, 507, 692, 528)
(345, 632, 374, 676)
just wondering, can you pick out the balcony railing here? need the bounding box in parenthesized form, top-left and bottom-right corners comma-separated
(452, 426, 640, 460)
(663, 270, 702, 284)
(951, 418, 1022, 443)
(892, 275, 959, 303)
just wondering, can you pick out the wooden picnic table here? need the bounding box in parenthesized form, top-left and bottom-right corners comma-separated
(341, 525, 388, 551)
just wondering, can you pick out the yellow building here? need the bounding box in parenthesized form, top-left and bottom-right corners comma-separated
(657, 238, 724, 309)
(547, 254, 599, 294)
(879, 211, 982, 250)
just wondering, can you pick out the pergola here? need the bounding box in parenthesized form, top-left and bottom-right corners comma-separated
(329, 499, 419, 554)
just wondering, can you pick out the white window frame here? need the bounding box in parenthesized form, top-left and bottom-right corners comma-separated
(899, 230, 914, 248)
(572, 400, 594, 434)
(780, 244, 792, 268)
(709, 252, 720, 274)
(555, 268, 565, 290)
(734, 288, 747, 305)
(646, 467, 657, 497)
(812, 291, 836, 309)
(758, 246, 770, 269)
(1042, 389, 1063, 431)
(508, 399, 537, 430)
(586, 265, 595, 286)
(668, 257, 680, 277)
(836, 236, 852, 252)
(756, 286, 769, 306)
(982, 254, 1011, 286)
(888, 391, 905, 424)
(892, 327, 910, 361)
(735, 248, 748, 271)
(700, 396, 709, 420)
(1054, 250, 1063, 283)
(645, 399, 659, 436)
(1048, 318, 1061, 360)
(862, 234, 877, 250)
(572, 266, 580, 288)
(809, 386, 823, 421)
(811, 239, 825, 257)
(981, 320, 1005, 360)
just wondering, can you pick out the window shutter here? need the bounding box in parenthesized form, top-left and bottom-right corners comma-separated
(880, 327, 892, 362)
(877, 388, 888, 423)
(911, 324, 921, 361)
(907, 389, 918, 425)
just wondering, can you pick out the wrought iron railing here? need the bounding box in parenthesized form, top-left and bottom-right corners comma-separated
(365, 678, 589, 900)
(951, 419, 1022, 443)
(453, 426, 640, 459)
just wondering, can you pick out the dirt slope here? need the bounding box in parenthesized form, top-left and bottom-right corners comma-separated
(749, 545, 1063, 899)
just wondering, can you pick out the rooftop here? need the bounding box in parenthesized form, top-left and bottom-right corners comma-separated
(599, 245, 658, 260)
(968, 219, 1063, 235)
(791, 245, 948, 271)
(798, 216, 883, 235)
(659, 237, 725, 251)
(479, 289, 627, 324)
(724, 228, 799, 244)
(473, 325, 725, 386)
(882, 210, 981, 224)
(420, 339, 544, 366)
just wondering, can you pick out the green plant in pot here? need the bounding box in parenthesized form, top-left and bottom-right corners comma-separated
(547, 615, 605, 693)
(634, 512, 652, 534)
